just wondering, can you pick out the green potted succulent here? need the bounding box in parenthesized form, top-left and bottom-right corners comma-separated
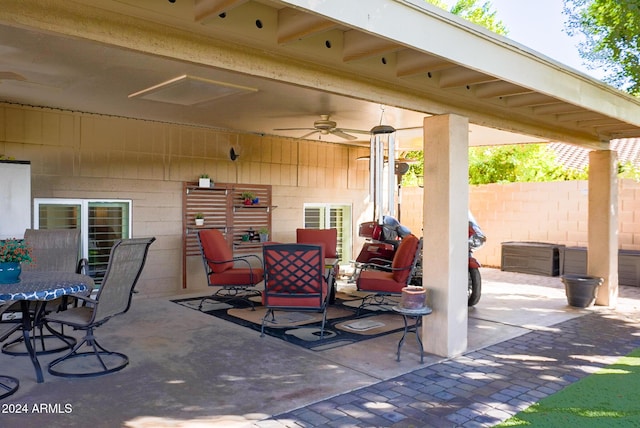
(198, 174, 211, 188)
(195, 212, 205, 226)
(259, 227, 269, 242)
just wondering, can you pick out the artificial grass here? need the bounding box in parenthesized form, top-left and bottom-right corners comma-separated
(496, 347, 640, 427)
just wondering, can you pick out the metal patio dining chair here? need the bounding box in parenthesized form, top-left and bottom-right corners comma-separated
(22, 228, 87, 274)
(2, 228, 88, 357)
(44, 237, 155, 378)
(261, 243, 330, 339)
(0, 303, 20, 399)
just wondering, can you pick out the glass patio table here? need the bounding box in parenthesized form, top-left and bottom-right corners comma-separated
(0, 271, 94, 383)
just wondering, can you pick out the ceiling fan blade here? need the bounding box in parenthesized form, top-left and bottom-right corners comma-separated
(273, 127, 316, 131)
(338, 128, 372, 135)
(300, 130, 320, 139)
(331, 130, 358, 140)
(396, 126, 422, 131)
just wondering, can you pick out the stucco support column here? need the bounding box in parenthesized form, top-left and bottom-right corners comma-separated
(422, 114, 469, 357)
(588, 149, 618, 307)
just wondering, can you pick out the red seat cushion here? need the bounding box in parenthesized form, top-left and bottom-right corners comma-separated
(262, 280, 327, 307)
(391, 234, 419, 283)
(209, 268, 264, 286)
(357, 269, 406, 293)
(199, 229, 234, 273)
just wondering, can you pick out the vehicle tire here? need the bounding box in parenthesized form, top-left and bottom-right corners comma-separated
(468, 267, 481, 306)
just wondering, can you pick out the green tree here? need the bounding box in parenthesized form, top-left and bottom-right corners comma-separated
(426, 0, 508, 35)
(468, 144, 588, 184)
(564, 0, 640, 96)
(402, 0, 508, 186)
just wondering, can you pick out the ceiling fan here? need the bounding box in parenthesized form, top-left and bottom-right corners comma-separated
(273, 114, 371, 141)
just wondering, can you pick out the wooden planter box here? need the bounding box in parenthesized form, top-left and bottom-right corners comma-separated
(501, 242, 565, 277)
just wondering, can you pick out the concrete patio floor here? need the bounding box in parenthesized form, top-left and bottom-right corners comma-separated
(2, 268, 640, 427)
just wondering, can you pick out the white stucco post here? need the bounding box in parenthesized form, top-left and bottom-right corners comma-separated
(588, 149, 618, 307)
(422, 114, 469, 357)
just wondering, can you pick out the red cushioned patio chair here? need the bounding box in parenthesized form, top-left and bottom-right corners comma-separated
(355, 234, 422, 314)
(197, 229, 264, 311)
(296, 227, 340, 301)
(261, 243, 329, 338)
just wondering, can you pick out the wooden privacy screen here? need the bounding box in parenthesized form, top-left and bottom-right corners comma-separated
(182, 182, 273, 288)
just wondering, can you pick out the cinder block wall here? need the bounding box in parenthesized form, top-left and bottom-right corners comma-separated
(402, 179, 640, 268)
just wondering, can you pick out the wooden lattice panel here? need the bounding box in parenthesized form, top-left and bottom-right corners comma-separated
(182, 182, 273, 288)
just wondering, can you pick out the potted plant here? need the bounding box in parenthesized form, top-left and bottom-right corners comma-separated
(241, 191, 255, 205)
(259, 227, 269, 242)
(0, 238, 32, 283)
(198, 174, 211, 188)
(195, 212, 205, 226)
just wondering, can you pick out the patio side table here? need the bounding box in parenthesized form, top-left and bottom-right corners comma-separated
(392, 306, 433, 363)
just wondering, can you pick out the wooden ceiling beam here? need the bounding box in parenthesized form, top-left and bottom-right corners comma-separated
(194, 0, 248, 22)
(504, 93, 558, 108)
(533, 103, 584, 115)
(577, 118, 623, 127)
(396, 50, 455, 77)
(438, 66, 498, 88)
(342, 30, 401, 62)
(473, 81, 532, 98)
(277, 8, 338, 44)
(556, 111, 607, 122)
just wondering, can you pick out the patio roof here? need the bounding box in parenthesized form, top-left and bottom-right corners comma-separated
(550, 138, 640, 170)
(0, 0, 639, 150)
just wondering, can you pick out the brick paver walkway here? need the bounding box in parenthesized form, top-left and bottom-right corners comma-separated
(255, 288, 640, 427)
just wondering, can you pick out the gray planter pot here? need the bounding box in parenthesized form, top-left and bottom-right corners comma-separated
(561, 274, 603, 308)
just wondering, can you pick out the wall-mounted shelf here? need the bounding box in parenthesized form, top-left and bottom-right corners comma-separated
(233, 242, 265, 250)
(233, 204, 276, 212)
(181, 181, 272, 288)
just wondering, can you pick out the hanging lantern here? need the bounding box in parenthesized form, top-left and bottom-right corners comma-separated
(369, 124, 396, 223)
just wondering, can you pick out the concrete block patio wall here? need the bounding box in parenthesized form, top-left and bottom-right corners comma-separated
(400, 179, 640, 269)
